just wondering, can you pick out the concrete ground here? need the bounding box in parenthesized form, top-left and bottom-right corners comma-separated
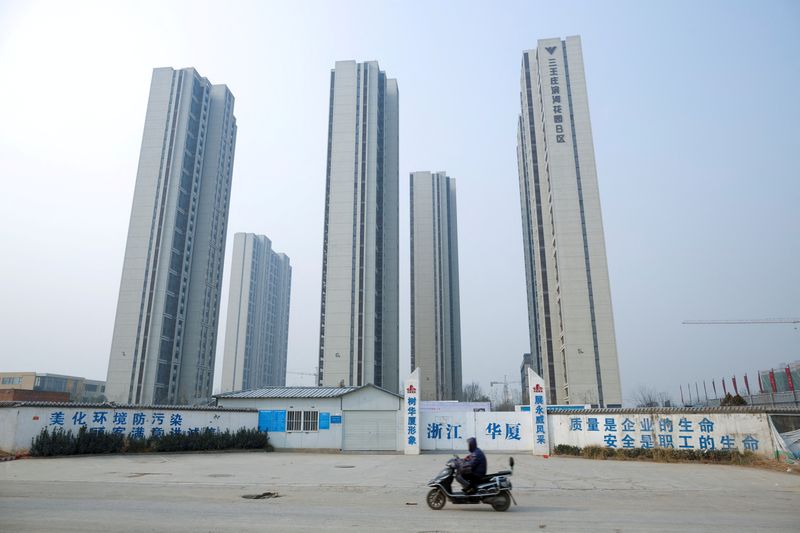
(1, 452, 798, 532)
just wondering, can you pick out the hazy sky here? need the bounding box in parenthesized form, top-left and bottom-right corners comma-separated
(1, 0, 798, 405)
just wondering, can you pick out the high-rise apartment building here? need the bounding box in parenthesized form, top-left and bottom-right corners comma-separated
(410, 171, 462, 400)
(516, 36, 622, 407)
(317, 60, 399, 393)
(520, 353, 532, 404)
(106, 67, 237, 405)
(220, 233, 291, 393)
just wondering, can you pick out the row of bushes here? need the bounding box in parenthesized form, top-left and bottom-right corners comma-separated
(553, 444, 758, 464)
(30, 426, 271, 456)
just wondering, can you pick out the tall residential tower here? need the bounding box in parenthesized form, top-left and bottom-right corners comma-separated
(106, 67, 237, 405)
(220, 233, 291, 393)
(516, 36, 622, 407)
(410, 171, 462, 400)
(317, 60, 399, 393)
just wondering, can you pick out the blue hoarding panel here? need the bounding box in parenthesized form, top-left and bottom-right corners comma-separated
(273, 410, 286, 432)
(319, 412, 330, 430)
(258, 410, 286, 432)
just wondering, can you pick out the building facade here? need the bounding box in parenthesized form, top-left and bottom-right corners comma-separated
(516, 36, 622, 407)
(215, 385, 403, 451)
(520, 353, 532, 405)
(106, 67, 237, 405)
(0, 372, 105, 402)
(317, 60, 399, 393)
(410, 171, 462, 401)
(220, 233, 291, 393)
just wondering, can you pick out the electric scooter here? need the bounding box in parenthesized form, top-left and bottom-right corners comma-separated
(426, 456, 516, 512)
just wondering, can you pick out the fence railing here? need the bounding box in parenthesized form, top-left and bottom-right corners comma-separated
(695, 390, 800, 408)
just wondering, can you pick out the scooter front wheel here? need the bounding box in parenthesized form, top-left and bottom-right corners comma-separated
(426, 488, 446, 510)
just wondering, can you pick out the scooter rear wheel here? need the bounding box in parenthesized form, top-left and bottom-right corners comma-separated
(490, 491, 511, 512)
(426, 488, 446, 510)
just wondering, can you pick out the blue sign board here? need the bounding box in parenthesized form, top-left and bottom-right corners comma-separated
(330, 415, 342, 424)
(319, 412, 331, 430)
(258, 410, 286, 432)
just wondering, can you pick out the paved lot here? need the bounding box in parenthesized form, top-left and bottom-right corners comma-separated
(1, 452, 798, 532)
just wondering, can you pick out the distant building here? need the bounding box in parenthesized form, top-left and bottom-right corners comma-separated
(0, 372, 105, 402)
(106, 67, 237, 405)
(410, 171, 462, 401)
(759, 361, 800, 393)
(317, 60, 400, 393)
(516, 36, 622, 407)
(520, 353, 532, 404)
(221, 233, 291, 393)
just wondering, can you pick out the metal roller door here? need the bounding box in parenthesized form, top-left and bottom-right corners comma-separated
(342, 411, 397, 451)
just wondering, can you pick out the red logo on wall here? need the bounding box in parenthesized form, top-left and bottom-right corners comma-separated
(533, 384, 543, 393)
(406, 385, 417, 394)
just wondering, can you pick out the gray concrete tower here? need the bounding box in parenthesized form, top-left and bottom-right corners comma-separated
(106, 67, 237, 405)
(410, 171, 462, 401)
(221, 233, 291, 393)
(317, 60, 399, 393)
(517, 36, 622, 407)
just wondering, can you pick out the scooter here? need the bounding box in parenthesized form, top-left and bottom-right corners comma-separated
(426, 456, 516, 512)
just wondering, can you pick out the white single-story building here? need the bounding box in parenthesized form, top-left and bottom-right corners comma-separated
(214, 385, 403, 452)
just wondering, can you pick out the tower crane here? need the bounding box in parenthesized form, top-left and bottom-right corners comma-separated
(286, 370, 318, 385)
(683, 318, 799, 325)
(490, 375, 521, 406)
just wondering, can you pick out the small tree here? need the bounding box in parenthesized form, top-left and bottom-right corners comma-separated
(720, 393, 747, 406)
(462, 381, 490, 402)
(634, 386, 673, 407)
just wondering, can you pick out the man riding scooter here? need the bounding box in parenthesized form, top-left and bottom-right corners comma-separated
(456, 437, 486, 494)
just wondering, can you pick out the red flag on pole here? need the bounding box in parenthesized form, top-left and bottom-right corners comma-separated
(769, 370, 777, 393)
(787, 367, 795, 392)
(712, 380, 718, 398)
(680, 384, 685, 405)
(744, 374, 751, 396)
(722, 378, 728, 395)
(732, 376, 739, 395)
(757, 372, 764, 394)
(703, 381, 709, 402)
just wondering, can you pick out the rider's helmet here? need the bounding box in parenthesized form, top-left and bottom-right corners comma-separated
(467, 437, 477, 453)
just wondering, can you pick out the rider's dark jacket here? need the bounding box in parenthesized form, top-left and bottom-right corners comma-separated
(463, 447, 487, 477)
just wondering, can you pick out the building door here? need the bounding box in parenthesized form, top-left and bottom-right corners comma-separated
(342, 411, 396, 451)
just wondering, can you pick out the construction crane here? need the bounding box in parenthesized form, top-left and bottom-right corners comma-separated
(490, 376, 521, 406)
(286, 370, 317, 385)
(683, 318, 800, 325)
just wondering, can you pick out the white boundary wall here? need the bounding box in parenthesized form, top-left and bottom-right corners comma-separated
(420, 411, 533, 452)
(2, 402, 795, 459)
(549, 411, 777, 456)
(0, 404, 256, 453)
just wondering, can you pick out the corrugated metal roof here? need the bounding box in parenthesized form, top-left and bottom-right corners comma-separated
(215, 386, 360, 399)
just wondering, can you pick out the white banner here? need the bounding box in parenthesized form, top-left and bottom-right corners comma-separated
(528, 368, 549, 455)
(404, 368, 420, 455)
(419, 411, 533, 452)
